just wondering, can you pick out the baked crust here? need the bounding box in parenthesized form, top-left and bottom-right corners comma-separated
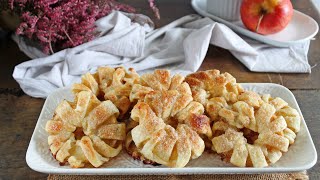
(126, 70, 212, 167)
(46, 89, 125, 168)
(46, 67, 301, 168)
(73, 67, 140, 118)
(186, 70, 301, 167)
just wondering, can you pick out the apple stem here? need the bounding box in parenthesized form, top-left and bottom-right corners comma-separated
(255, 14, 264, 33)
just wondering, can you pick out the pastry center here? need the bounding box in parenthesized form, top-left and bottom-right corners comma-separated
(242, 128, 259, 145)
(74, 127, 85, 140)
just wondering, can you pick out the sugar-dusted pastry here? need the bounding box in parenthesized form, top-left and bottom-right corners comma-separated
(125, 70, 212, 168)
(72, 66, 140, 118)
(211, 94, 300, 167)
(186, 70, 301, 167)
(185, 69, 244, 106)
(45, 91, 126, 168)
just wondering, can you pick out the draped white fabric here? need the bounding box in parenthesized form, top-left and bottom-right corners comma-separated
(13, 11, 311, 98)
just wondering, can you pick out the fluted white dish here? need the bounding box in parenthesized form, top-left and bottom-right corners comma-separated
(207, 0, 242, 21)
(192, 0, 319, 47)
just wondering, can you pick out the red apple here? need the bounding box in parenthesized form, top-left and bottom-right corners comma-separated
(240, 0, 293, 35)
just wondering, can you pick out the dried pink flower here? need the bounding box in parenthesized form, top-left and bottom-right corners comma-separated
(7, 0, 159, 54)
(148, 0, 160, 19)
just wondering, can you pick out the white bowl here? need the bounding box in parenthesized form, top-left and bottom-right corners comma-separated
(207, 0, 242, 21)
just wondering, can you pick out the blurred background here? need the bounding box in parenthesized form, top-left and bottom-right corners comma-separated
(313, 0, 320, 8)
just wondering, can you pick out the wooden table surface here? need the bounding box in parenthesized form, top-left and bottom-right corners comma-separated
(0, 0, 319, 179)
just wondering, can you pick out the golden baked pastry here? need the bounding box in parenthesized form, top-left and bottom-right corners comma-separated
(185, 69, 244, 106)
(125, 70, 212, 167)
(186, 70, 301, 167)
(45, 91, 126, 168)
(45, 67, 301, 168)
(72, 66, 140, 118)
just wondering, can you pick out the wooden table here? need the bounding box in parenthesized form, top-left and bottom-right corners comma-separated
(0, 0, 319, 179)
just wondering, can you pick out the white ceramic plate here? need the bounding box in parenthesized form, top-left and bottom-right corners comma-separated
(192, 0, 319, 47)
(26, 83, 317, 175)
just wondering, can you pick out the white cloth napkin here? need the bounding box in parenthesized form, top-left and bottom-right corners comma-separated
(13, 11, 311, 98)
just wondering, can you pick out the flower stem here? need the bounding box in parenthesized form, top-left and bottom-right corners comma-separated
(49, 32, 54, 54)
(63, 28, 75, 46)
(148, 0, 160, 19)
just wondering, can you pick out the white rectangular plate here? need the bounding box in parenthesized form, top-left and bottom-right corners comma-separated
(26, 83, 317, 175)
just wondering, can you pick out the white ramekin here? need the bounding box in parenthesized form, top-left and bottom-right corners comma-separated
(207, 0, 242, 21)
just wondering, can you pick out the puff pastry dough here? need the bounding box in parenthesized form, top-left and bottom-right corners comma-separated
(46, 91, 125, 168)
(46, 67, 301, 169)
(126, 70, 212, 167)
(186, 70, 301, 167)
(73, 66, 139, 118)
(185, 69, 244, 105)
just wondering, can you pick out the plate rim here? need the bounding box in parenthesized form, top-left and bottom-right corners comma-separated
(191, 0, 319, 47)
(26, 83, 317, 175)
